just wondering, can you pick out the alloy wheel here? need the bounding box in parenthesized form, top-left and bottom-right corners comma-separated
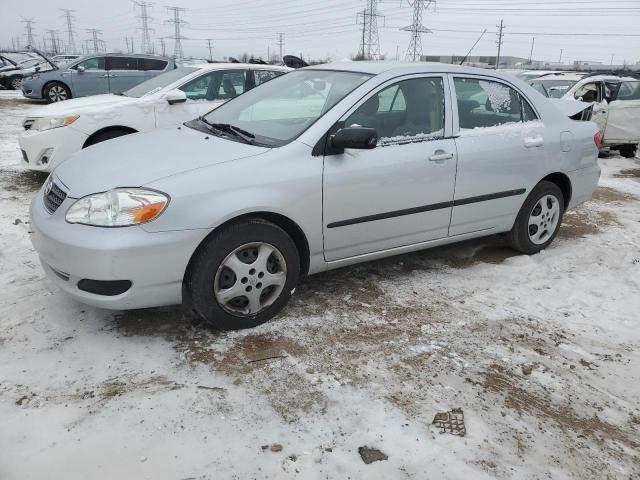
(214, 242, 287, 317)
(528, 194, 560, 245)
(49, 85, 68, 102)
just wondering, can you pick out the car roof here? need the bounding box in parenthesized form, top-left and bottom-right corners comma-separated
(186, 62, 290, 71)
(531, 73, 586, 81)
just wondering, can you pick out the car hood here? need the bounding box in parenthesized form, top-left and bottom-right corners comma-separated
(54, 125, 270, 198)
(26, 94, 140, 118)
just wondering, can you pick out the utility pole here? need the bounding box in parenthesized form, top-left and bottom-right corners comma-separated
(528, 37, 535, 65)
(495, 19, 505, 69)
(401, 0, 433, 62)
(45, 29, 60, 55)
(166, 6, 187, 62)
(205, 38, 214, 61)
(133, 1, 154, 54)
(21, 18, 36, 48)
(357, 0, 384, 60)
(610, 53, 615, 65)
(559, 48, 564, 64)
(277, 33, 284, 62)
(60, 9, 77, 53)
(86, 29, 103, 54)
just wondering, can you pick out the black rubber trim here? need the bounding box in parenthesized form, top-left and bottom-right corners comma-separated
(326, 188, 526, 229)
(77, 279, 132, 296)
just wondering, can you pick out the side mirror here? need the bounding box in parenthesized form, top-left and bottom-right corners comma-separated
(165, 89, 187, 105)
(76, 65, 85, 73)
(331, 126, 378, 150)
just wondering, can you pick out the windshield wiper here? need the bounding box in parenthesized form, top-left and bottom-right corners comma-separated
(200, 119, 256, 144)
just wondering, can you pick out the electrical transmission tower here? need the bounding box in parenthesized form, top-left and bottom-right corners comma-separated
(21, 18, 36, 48)
(357, 0, 384, 60)
(401, 0, 433, 62)
(45, 29, 61, 55)
(133, 1, 154, 54)
(159, 38, 166, 56)
(166, 6, 187, 61)
(495, 19, 505, 69)
(86, 29, 104, 54)
(277, 33, 284, 61)
(60, 9, 77, 53)
(205, 39, 214, 61)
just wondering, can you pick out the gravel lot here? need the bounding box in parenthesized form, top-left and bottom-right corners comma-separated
(1, 89, 639, 479)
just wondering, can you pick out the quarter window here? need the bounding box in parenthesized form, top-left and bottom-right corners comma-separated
(344, 77, 445, 144)
(139, 58, 167, 71)
(75, 57, 105, 70)
(454, 77, 536, 129)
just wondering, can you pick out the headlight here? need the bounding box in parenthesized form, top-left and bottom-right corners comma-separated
(31, 115, 79, 132)
(65, 188, 169, 227)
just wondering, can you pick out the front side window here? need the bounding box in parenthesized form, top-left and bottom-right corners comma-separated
(179, 70, 246, 101)
(254, 70, 284, 86)
(74, 57, 105, 71)
(201, 70, 372, 146)
(344, 77, 444, 144)
(107, 57, 138, 70)
(454, 77, 536, 129)
(574, 82, 601, 103)
(616, 81, 640, 101)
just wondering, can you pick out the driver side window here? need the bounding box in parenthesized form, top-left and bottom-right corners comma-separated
(179, 70, 246, 101)
(75, 57, 105, 70)
(344, 77, 445, 145)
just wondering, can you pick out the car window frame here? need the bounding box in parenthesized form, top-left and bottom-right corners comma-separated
(448, 73, 540, 134)
(337, 73, 454, 144)
(70, 56, 106, 71)
(177, 68, 248, 101)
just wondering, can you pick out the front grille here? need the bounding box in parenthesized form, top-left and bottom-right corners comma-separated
(23, 118, 35, 130)
(43, 180, 67, 214)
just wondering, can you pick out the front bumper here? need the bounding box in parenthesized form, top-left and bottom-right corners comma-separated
(29, 184, 211, 310)
(566, 163, 601, 209)
(19, 125, 88, 172)
(21, 80, 43, 99)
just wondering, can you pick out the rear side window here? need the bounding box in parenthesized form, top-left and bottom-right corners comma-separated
(107, 57, 138, 70)
(75, 57, 105, 70)
(454, 77, 537, 129)
(140, 58, 168, 71)
(254, 70, 284, 86)
(344, 77, 445, 143)
(616, 81, 640, 101)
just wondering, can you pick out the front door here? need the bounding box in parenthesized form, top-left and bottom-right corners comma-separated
(69, 56, 109, 97)
(449, 75, 545, 236)
(603, 80, 640, 143)
(323, 75, 458, 262)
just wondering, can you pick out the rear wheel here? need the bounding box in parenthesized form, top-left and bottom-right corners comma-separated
(507, 181, 565, 255)
(44, 82, 71, 102)
(187, 219, 300, 330)
(620, 144, 638, 159)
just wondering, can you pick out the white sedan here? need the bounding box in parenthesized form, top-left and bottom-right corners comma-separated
(18, 63, 289, 171)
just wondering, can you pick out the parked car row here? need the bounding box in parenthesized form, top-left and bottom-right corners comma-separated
(0, 51, 55, 90)
(22, 62, 602, 329)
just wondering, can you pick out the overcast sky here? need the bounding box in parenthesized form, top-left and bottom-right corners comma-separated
(3, 0, 640, 65)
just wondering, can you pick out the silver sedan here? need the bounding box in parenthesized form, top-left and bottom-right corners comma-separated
(30, 62, 601, 329)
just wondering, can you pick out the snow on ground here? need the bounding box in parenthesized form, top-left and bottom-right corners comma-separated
(0, 89, 639, 479)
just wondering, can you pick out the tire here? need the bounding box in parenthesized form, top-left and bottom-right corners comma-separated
(43, 82, 71, 103)
(187, 218, 300, 330)
(10, 77, 22, 90)
(507, 181, 565, 255)
(620, 144, 638, 159)
(85, 129, 133, 147)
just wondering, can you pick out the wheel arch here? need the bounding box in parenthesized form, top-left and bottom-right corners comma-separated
(83, 126, 138, 148)
(540, 172, 572, 208)
(42, 80, 71, 99)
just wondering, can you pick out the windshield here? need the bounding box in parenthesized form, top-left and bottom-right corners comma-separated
(19, 59, 44, 68)
(529, 79, 578, 98)
(123, 67, 198, 97)
(201, 70, 372, 146)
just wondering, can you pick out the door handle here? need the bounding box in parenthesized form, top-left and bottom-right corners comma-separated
(101, 74, 111, 78)
(524, 136, 544, 148)
(429, 151, 454, 162)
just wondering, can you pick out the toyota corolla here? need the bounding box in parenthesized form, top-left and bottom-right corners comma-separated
(30, 62, 601, 329)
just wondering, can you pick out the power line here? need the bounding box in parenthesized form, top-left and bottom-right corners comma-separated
(60, 9, 77, 54)
(401, 0, 433, 61)
(21, 17, 36, 48)
(357, 0, 384, 60)
(166, 6, 187, 61)
(133, 1, 155, 54)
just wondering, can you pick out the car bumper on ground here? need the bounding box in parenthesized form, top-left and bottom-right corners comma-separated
(29, 183, 211, 310)
(18, 125, 89, 172)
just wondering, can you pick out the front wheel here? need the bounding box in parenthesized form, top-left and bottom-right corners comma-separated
(507, 181, 565, 255)
(620, 144, 638, 159)
(10, 77, 22, 90)
(44, 82, 71, 102)
(187, 219, 300, 330)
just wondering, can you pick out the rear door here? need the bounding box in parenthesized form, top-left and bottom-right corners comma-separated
(68, 56, 109, 96)
(603, 80, 640, 143)
(323, 74, 458, 261)
(106, 56, 145, 93)
(449, 75, 545, 236)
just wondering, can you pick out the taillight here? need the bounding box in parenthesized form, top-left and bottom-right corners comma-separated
(594, 132, 603, 149)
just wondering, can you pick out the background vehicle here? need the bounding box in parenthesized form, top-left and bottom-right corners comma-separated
(29, 63, 600, 330)
(19, 63, 289, 171)
(0, 51, 54, 90)
(20, 53, 176, 103)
